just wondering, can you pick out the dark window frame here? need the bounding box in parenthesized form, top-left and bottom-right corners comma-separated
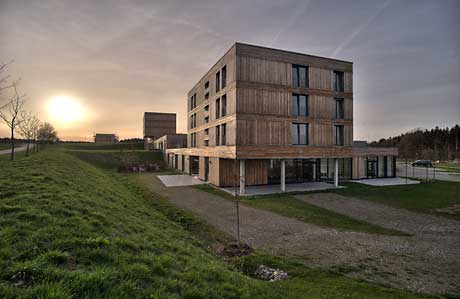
(334, 98, 344, 119)
(291, 94, 308, 116)
(221, 123, 227, 145)
(292, 65, 309, 88)
(221, 94, 227, 117)
(291, 123, 309, 145)
(215, 125, 220, 146)
(334, 125, 345, 146)
(216, 71, 221, 93)
(215, 98, 221, 119)
(221, 65, 227, 89)
(334, 71, 344, 92)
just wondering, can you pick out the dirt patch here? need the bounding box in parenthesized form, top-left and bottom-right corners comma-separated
(211, 242, 253, 260)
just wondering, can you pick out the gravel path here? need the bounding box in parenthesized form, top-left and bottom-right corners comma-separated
(142, 175, 460, 295)
(295, 193, 460, 236)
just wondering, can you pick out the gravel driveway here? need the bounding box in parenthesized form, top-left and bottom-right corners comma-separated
(141, 175, 460, 295)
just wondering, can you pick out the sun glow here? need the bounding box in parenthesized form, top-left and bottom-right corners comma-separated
(47, 95, 85, 126)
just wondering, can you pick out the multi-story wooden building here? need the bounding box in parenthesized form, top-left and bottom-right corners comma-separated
(166, 43, 397, 193)
(143, 112, 177, 149)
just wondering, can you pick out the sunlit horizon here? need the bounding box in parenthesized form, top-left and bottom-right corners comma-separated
(46, 95, 86, 128)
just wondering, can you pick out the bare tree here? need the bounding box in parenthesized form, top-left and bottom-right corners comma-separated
(18, 111, 40, 156)
(0, 83, 26, 160)
(0, 60, 14, 108)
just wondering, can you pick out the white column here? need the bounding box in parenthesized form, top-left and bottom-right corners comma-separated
(334, 158, 339, 187)
(280, 160, 286, 192)
(239, 160, 245, 195)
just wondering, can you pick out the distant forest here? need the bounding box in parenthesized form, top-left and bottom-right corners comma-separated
(370, 125, 460, 161)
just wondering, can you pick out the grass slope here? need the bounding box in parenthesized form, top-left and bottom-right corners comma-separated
(0, 150, 433, 298)
(0, 143, 12, 150)
(68, 149, 164, 170)
(194, 185, 407, 236)
(334, 181, 460, 220)
(60, 142, 144, 150)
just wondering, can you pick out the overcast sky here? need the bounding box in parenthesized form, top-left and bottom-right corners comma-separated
(1, 0, 459, 141)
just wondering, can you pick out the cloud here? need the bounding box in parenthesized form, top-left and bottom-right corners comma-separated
(331, 0, 393, 58)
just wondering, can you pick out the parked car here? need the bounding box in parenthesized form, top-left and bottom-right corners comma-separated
(411, 160, 433, 167)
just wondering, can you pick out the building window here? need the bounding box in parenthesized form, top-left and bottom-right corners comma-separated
(205, 92, 209, 100)
(204, 116, 209, 123)
(190, 113, 197, 129)
(291, 94, 308, 116)
(221, 65, 227, 89)
(292, 65, 308, 88)
(190, 133, 197, 147)
(204, 128, 209, 135)
(334, 125, 344, 146)
(204, 81, 209, 89)
(204, 139, 209, 147)
(291, 123, 308, 145)
(334, 71, 344, 92)
(204, 104, 209, 111)
(221, 124, 227, 145)
(215, 125, 220, 146)
(190, 93, 197, 110)
(215, 98, 220, 119)
(335, 98, 344, 119)
(216, 71, 220, 93)
(221, 94, 227, 117)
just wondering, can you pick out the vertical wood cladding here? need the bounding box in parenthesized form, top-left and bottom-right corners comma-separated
(236, 88, 290, 116)
(143, 112, 176, 139)
(309, 68, 332, 90)
(235, 43, 353, 149)
(237, 56, 291, 86)
(218, 159, 268, 186)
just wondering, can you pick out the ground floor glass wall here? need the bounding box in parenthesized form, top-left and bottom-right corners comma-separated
(269, 158, 352, 184)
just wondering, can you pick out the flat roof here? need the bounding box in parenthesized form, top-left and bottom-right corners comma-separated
(144, 112, 176, 116)
(235, 42, 353, 64)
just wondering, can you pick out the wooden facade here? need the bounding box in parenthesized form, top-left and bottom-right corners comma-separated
(143, 112, 177, 139)
(167, 43, 397, 186)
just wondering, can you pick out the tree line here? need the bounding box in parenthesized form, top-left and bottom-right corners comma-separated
(370, 125, 460, 161)
(0, 61, 58, 160)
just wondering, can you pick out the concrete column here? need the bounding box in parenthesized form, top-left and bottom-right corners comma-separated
(280, 160, 286, 192)
(334, 158, 339, 187)
(239, 160, 245, 195)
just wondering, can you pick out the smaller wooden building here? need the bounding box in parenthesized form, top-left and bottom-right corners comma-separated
(94, 133, 117, 144)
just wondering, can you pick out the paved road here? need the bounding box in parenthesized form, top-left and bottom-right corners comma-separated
(396, 163, 460, 182)
(0, 144, 34, 155)
(138, 174, 460, 295)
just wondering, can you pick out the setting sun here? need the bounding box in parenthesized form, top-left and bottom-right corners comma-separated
(47, 95, 85, 125)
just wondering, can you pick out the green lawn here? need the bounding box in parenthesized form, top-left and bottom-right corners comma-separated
(0, 143, 11, 150)
(59, 142, 144, 150)
(334, 181, 460, 220)
(436, 163, 460, 173)
(0, 150, 434, 298)
(194, 185, 407, 236)
(67, 149, 164, 170)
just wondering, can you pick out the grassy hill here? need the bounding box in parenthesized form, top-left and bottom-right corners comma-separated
(0, 150, 433, 298)
(59, 142, 144, 151)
